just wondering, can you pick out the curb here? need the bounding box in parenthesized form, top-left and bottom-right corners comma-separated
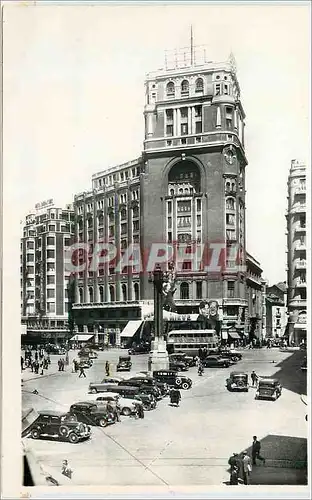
(22, 371, 63, 383)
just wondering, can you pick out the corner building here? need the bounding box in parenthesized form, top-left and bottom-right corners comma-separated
(73, 48, 249, 344)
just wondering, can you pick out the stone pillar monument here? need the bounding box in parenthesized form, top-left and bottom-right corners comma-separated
(148, 265, 169, 372)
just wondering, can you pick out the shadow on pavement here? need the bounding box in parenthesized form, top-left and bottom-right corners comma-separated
(232, 434, 307, 485)
(270, 350, 307, 395)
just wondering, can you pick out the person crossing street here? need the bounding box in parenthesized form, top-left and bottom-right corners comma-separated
(252, 436, 266, 465)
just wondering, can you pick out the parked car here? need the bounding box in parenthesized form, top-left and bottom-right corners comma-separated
(202, 355, 231, 368)
(88, 377, 124, 394)
(79, 358, 93, 369)
(135, 372, 169, 396)
(226, 372, 249, 392)
(118, 379, 162, 400)
(218, 349, 242, 362)
(169, 360, 189, 372)
(169, 353, 196, 367)
(128, 343, 150, 355)
(109, 385, 157, 410)
(153, 370, 192, 390)
(96, 392, 143, 416)
(26, 410, 91, 443)
(116, 355, 132, 372)
(255, 378, 282, 400)
(69, 401, 118, 427)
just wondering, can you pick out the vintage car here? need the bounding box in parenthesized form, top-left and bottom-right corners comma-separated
(128, 343, 150, 355)
(88, 377, 124, 394)
(202, 355, 231, 368)
(218, 349, 242, 362)
(153, 370, 192, 390)
(109, 385, 157, 410)
(226, 372, 249, 392)
(95, 392, 143, 416)
(169, 360, 189, 372)
(69, 401, 118, 427)
(25, 410, 91, 443)
(118, 378, 162, 400)
(79, 358, 93, 369)
(255, 378, 282, 400)
(116, 355, 132, 372)
(169, 353, 196, 367)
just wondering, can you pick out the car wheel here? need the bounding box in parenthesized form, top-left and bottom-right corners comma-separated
(122, 407, 131, 416)
(68, 432, 79, 443)
(232, 356, 239, 362)
(182, 382, 189, 390)
(143, 403, 152, 411)
(91, 388, 97, 394)
(59, 425, 69, 438)
(31, 428, 40, 439)
(176, 378, 182, 385)
(98, 418, 108, 427)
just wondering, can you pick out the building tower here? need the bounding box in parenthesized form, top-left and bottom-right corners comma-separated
(21, 201, 75, 344)
(141, 45, 248, 331)
(285, 160, 307, 344)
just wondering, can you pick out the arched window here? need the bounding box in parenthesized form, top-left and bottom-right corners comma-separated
(134, 283, 139, 301)
(181, 80, 189, 96)
(166, 81, 175, 97)
(225, 181, 231, 192)
(180, 282, 189, 300)
(184, 187, 189, 194)
(179, 188, 183, 194)
(122, 284, 127, 302)
(88, 287, 94, 303)
(195, 78, 204, 92)
(231, 181, 236, 192)
(168, 160, 201, 192)
(109, 285, 115, 302)
(99, 286, 104, 302)
(79, 288, 83, 303)
(170, 188, 175, 196)
(226, 198, 235, 210)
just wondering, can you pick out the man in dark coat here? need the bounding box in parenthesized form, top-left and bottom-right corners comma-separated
(252, 436, 265, 465)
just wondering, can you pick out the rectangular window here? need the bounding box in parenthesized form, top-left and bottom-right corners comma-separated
(196, 281, 202, 299)
(167, 201, 172, 214)
(167, 217, 172, 229)
(195, 121, 202, 134)
(197, 199, 201, 211)
(168, 232, 172, 243)
(181, 123, 188, 135)
(182, 261, 192, 270)
(47, 236, 55, 245)
(197, 215, 201, 226)
(215, 84, 221, 95)
(48, 225, 55, 232)
(166, 109, 173, 121)
(47, 302, 55, 313)
(47, 289, 55, 299)
(166, 124, 173, 136)
(27, 266, 34, 275)
(47, 275, 55, 285)
(226, 213, 235, 226)
(26, 254, 34, 262)
(27, 241, 34, 250)
(227, 281, 235, 298)
(180, 107, 188, 119)
(47, 262, 55, 271)
(64, 237, 71, 247)
(195, 106, 202, 118)
(224, 84, 229, 95)
(47, 249, 55, 259)
(133, 221, 139, 232)
(121, 223, 127, 235)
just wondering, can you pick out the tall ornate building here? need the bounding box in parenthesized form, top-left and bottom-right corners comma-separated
(285, 159, 307, 344)
(21, 201, 75, 344)
(72, 46, 249, 345)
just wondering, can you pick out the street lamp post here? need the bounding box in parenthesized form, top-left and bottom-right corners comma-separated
(148, 265, 169, 372)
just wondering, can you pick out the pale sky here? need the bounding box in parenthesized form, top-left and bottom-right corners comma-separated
(3, 2, 310, 285)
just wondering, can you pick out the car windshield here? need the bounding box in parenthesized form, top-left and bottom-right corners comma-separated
(61, 414, 77, 422)
(260, 383, 275, 388)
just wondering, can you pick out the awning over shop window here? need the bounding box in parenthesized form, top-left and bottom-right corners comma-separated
(70, 334, 94, 342)
(294, 323, 307, 330)
(228, 331, 241, 339)
(120, 320, 143, 338)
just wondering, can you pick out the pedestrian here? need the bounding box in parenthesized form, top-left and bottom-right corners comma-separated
(136, 403, 144, 419)
(35, 361, 39, 374)
(61, 358, 65, 371)
(35, 351, 38, 361)
(229, 464, 239, 485)
(21, 356, 24, 371)
(72, 359, 76, 373)
(252, 436, 266, 465)
(58, 359, 62, 371)
(228, 452, 239, 472)
(61, 460, 73, 479)
(40, 361, 44, 375)
(79, 365, 86, 378)
(47, 354, 51, 365)
(170, 388, 181, 407)
(241, 450, 252, 485)
(251, 370, 258, 387)
(105, 361, 110, 377)
(74, 359, 79, 373)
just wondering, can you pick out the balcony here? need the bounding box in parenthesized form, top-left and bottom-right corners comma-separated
(295, 279, 307, 288)
(291, 203, 306, 214)
(295, 242, 306, 251)
(294, 224, 306, 233)
(294, 186, 306, 195)
(295, 260, 307, 269)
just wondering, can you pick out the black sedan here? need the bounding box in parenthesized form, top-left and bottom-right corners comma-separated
(202, 356, 231, 368)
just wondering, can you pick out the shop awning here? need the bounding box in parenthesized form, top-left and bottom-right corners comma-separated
(70, 334, 94, 342)
(120, 320, 143, 338)
(228, 331, 241, 339)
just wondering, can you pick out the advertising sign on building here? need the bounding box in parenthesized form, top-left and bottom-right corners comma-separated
(35, 199, 54, 212)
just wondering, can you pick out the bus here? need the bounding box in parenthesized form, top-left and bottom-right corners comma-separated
(165, 319, 220, 357)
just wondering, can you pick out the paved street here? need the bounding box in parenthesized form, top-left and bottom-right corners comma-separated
(22, 348, 307, 487)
